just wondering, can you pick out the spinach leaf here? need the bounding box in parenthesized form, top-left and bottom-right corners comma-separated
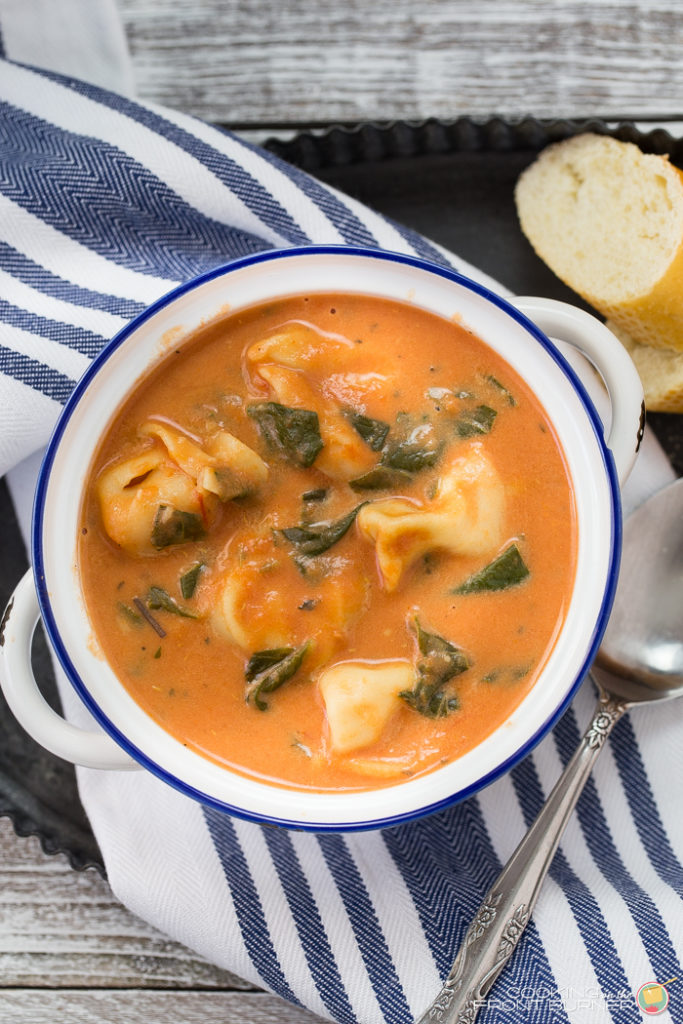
(147, 585, 198, 619)
(485, 375, 516, 407)
(151, 505, 204, 549)
(247, 402, 323, 467)
(179, 562, 204, 600)
(382, 422, 442, 472)
(455, 404, 497, 438)
(279, 503, 367, 557)
(402, 688, 460, 718)
(302, 488, 328, 502)
(203, 466, 252, 501)
(400, 619, 470, 718)
(482, 663, 532, 684)
(349, 415, 441, 489)
(245, 643, 310, 710)
(349, 466, 414, 491)
(453, 543, 530, 594)
(117, 601, 143, 627)
(344, 409, 390, 451)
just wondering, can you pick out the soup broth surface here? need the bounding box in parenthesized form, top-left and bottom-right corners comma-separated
(80, 293, 576, 790)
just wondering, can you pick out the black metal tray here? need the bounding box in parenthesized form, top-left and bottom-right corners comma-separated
(2, 116, 682, 875)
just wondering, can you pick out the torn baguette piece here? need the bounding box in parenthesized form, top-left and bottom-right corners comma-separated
(606, 319, 683, 413)
(515, 133, 683, 354)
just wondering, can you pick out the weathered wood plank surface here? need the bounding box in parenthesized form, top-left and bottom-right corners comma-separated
(0, 818, 327, 1021)
(117, 0, 683, 127)
(0, 819, 247, 991)
(0, 990, 324, 1024)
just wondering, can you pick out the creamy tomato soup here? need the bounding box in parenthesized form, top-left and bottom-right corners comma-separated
(79, 293, 577, 790)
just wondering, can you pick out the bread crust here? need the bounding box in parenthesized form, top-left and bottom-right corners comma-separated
(596, 218, 683, 354)
(515, 134, 683, 354)
(607, 320, 683, 413)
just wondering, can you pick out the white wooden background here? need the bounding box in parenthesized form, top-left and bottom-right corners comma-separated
(3, 1, 683, 1022)
(116, 0, 683, 130)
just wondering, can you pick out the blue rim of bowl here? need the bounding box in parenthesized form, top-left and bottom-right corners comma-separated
(31, 244, 622, 832)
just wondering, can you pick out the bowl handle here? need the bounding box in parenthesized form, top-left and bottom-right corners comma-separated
(0, 570, 141, 770)
(513, 296, 645, 486)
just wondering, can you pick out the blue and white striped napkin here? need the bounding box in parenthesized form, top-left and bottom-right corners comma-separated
(1, 21, 682, 1024)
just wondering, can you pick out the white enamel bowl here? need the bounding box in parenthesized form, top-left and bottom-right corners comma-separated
(0, 246, 644, 831)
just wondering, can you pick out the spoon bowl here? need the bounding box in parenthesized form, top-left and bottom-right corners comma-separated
(595, 476, 683, 698)
(417, 475, 683, 1024)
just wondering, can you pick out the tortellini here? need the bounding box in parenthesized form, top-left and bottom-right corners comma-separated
(213, 529, 369, 665)
(97, 421, 268, 554)
(247, 323, 387, 481)
(246, 320, 356, 372)
(357, 441, 505, 591)
(97, 448, 205, 555)
(256, 364, 377, 480)
(141, 422, 268, 501)
(318, 660, 413, 753)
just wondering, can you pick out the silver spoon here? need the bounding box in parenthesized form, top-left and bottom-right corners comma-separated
(417, 476, 683, 1024)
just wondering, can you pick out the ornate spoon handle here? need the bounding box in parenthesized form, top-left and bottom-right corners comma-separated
(415, 684, 628, 1024)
